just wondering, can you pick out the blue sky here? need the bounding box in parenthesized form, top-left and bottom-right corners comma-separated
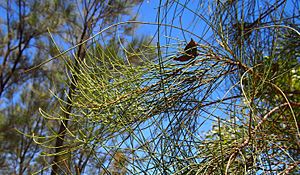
(134, 0, 213, 47)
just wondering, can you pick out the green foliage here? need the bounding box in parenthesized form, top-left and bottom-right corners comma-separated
(36, 38, 158, 173)
(38, 0, 300, 172)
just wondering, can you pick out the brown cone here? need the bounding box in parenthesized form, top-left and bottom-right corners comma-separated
(174, 38, 198, 62)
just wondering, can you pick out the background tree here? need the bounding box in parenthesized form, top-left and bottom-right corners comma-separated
(0, 1, 73, 174)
